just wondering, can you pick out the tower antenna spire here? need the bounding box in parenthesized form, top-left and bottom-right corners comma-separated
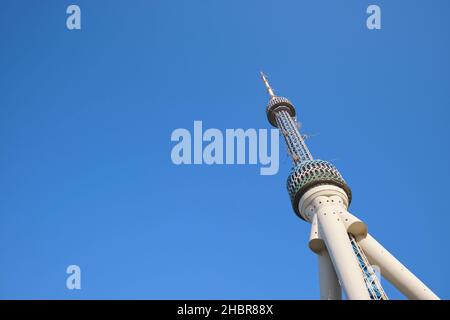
(260, 71, 276, 98)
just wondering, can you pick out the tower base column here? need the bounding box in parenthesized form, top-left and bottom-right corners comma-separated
(318, 248, 342, 300)
(357, 233, 439, 300)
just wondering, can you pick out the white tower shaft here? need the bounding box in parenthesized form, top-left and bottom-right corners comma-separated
(315, 204, 370, 299)
(309, 214, 342, 299)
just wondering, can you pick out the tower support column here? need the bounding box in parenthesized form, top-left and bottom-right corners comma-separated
(308, 214, 342, 300)
(318, 249, 342, 300)
(357, 233, 439, 300)
(317, 205, 370, 299)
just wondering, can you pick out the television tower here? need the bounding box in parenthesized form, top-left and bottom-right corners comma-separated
(260, 72, 439, 300)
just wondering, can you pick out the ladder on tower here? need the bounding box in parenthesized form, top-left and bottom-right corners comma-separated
(348, 234, 388, 300)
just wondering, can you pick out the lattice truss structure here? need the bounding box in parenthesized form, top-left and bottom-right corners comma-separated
(260, 72, 439, 300)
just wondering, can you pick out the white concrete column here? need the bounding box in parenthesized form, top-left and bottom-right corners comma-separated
(340, 211, 367, 238)
(318, 248, 342, 300)
(308, 214, 342, 300)
(316, 201, 370, 300)
(357, 233, 439, 300)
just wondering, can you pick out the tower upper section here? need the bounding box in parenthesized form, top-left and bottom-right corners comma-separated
(261, 72, 297, 127)
(260, 72, 352, 219)
(260, 72, 312, 165)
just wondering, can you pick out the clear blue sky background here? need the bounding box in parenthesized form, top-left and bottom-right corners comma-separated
(1, 0, 449, 299)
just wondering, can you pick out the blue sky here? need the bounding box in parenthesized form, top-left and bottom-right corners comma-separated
(1, 0, 449, 299)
